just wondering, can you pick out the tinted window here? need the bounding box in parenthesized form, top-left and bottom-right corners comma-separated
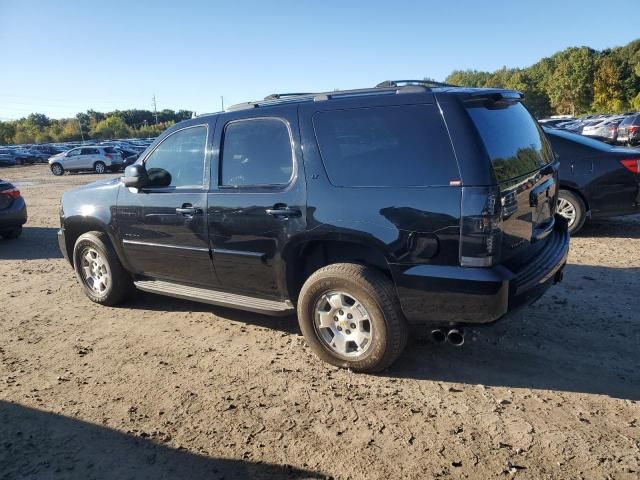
(80, 148, 99, 155)
(313, 105, 458, 187)
(620, 115, 638, 126)
(144, 125, 207, 188)
(103, 147, 117, 154)
(467, 101, 553, 182)
(220, 118, 293, 187)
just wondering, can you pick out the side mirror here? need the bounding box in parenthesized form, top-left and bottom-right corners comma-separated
(120, 164, 148, 188)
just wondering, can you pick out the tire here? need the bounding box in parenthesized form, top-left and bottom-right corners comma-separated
(297, 263, 408, 372)
(94, 161, 106, 174)
(1, 226, 22, 240)
(51, 163, 64, 176)
(72, 231, 132, 306)
(557, 189, 586, 235)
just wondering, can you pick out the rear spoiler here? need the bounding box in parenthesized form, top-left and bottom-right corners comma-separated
(464, 90, 524, 109)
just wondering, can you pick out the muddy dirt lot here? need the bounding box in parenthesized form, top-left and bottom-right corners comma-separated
(0, 164, 638, 479)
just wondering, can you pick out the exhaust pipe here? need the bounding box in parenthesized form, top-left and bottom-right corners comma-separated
(431, 328, 446, 344)
(446, 329, 464, 347)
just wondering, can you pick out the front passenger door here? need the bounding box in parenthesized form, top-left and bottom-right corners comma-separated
(116, 124, 217, 287)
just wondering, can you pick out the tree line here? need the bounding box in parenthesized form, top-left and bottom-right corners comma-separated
(445, 39, 640, 118)
(0, 109, 193, 145)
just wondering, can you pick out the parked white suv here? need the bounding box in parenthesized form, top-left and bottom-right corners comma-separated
(48, 146, 124, 176)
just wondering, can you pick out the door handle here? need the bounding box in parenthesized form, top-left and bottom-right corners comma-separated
(176, 205, 201, 215)
(266, 206, 301, 219)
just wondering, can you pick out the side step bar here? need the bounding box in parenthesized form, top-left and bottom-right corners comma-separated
(134, 279, 295, 316)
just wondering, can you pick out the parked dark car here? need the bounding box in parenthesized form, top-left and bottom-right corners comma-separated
(0, 180, 27, 239)
(545, 127, 640, 234)
(0, 154, 17, 167)
(617, 114, 640, 146)
(57, 81, 569, 372)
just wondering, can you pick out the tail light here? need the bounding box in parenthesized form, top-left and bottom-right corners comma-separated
(460, 187, 503, 267)
(105, 154, 113, 160)
(0, 187, 21, 199)
(628, 126, 639, 135)
(620, 158, 640, 174)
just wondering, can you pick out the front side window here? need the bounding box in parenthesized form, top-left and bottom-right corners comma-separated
(67, 149, 81, 157)
(220, 118, 293, 187)
(144, 125, 207, 188)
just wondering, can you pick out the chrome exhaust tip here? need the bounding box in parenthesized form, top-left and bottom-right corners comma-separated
(431, 328, 447, 344)
(447, 329, 464, 347)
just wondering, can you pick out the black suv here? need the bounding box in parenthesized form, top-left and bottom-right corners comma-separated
(57, 81, 569, 372)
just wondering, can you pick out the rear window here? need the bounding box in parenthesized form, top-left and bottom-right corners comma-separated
(313, 104, 459, 187)
(466, 101, 553, 182)
(620, 115, 638, 126)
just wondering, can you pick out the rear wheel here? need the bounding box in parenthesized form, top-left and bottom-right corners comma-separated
(297, 263, 408, 372)
(73, 231, 132, 305)
(51, 163, 64, 176)
(557, 189, 586, 234)
(94, 161, 106, 174)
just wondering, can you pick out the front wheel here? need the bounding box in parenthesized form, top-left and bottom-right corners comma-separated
(297, 263, 408, 373)
(73, 231, 132, 305)
(51, 163, 64, 176)
(557, 189, 586, 234)
(94, 161, 106, 174)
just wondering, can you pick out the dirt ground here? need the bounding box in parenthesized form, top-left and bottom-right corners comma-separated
(0, 164, 638, 480)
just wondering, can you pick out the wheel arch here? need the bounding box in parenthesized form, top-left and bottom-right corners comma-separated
(283, 237, 393, 303)
(559, 183, 590, 215)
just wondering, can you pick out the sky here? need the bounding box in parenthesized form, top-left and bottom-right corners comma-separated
(0, 0, 638, 120)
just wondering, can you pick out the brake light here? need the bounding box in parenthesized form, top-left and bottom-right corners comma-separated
(628, 126, 639, 134)
(0, 187, 21, 199)
(460, 187, 503, 267)
(620, 159, 640, 174)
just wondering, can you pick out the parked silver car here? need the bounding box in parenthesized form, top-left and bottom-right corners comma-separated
(48, 146, 123, 175)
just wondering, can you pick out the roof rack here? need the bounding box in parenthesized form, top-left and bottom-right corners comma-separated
(263, 92, 315, 101)
(226, 82, 446, 112)
(376, 79, 458, 88)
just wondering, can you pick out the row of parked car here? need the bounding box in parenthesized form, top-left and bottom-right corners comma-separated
(0, 138, 155, 171)
(539, 112, 640, 145)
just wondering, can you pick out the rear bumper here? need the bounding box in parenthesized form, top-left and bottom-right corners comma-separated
(391, 214, 570, 325)
(0, 197, 27, 230)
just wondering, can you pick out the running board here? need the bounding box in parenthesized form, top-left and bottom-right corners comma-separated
(134, 279, 294, 316)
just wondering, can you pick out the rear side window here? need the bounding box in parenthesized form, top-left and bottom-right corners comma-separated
(220, 118, 293, 187)
(103, 147, 117, 154)
(466, 101, 553, 182)
(313, 105, 458, 187)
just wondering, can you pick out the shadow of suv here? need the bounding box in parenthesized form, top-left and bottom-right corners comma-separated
(57, 80, 569, 372)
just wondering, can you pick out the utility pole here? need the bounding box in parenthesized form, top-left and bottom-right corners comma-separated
(221, 96, 224, 111)
(152, 94, 158, 125)
(77, 119, 85, 142)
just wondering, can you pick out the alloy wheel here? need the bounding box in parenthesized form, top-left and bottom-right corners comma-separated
(80, 247, 110, 295)
(557, 197, 576, 227)
(314, 291, 373, 357)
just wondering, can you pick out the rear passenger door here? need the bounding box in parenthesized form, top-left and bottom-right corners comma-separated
(79, 148, 99, 169)
(207, 107, 306, 299)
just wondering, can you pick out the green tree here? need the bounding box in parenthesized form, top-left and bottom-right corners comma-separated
(546, 47, 597, 115)
(90, 116, 132, 139)
(592, 56, 626, 112)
